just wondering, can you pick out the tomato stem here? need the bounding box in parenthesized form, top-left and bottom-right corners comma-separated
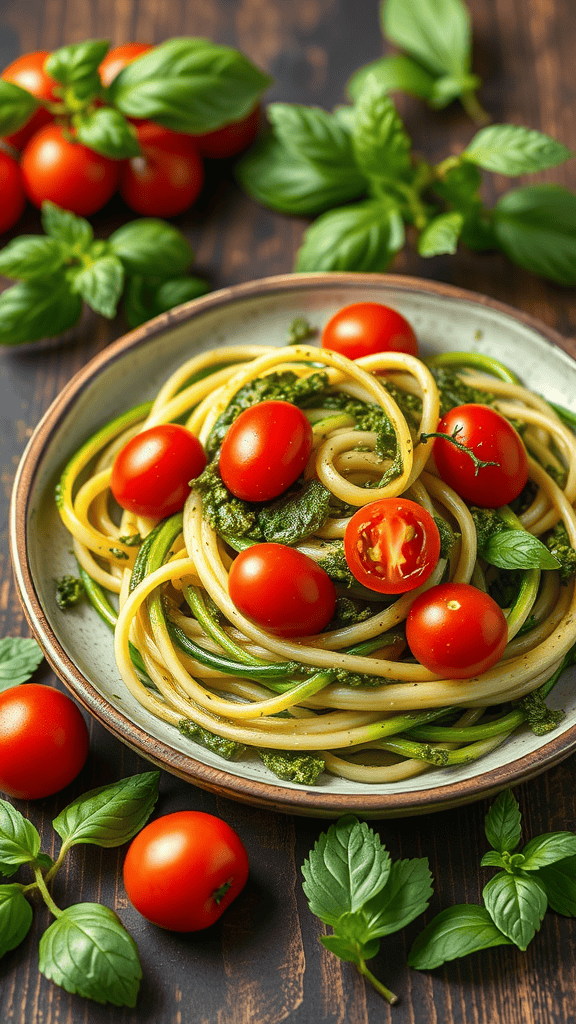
(213, 878, 233, 905)
(419, 426, 500, 475)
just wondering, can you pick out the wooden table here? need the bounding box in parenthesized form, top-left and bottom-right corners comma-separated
(1, 1, 576, 1021)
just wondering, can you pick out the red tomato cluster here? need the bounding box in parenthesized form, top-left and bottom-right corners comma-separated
(0, 44, 261, 233)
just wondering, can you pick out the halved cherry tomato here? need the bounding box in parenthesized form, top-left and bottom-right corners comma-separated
(20, 124, 119, 215)
(219, 400, 313, 502)
(99, 42, 153, 88)
(432, 404, 529, 508)
(228, 543, 336, 637)
(123, 810, 249, 932)
(119, 127, 204, 217)
(322, 302, 419, 360)
(2, 51, 55, 150)
(111, 424, 207, 519)
(344, 498, 441, 594)
(0, 148, 26, 233)
(406, 582, 508, 678)
(192, 104, 261, 159)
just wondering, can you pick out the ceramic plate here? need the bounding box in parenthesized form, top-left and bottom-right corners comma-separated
(10, 273, 576, 817)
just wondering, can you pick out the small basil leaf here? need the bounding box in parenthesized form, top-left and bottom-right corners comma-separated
(0, 277, 82, 346)
(74, 107, 140, 159)
(39, 903, 141, 1007)
(0, 800, 41, 876)
(45, 40, 110, 86)
(408, 904, 513, 970)
(267, 103, 357, 167)
(481, 529, 561, 570)
(71, 256, 124, 319)
(484, 789, 522, 854)
(382, 0, 472, 78)
(0, 80, 40, 135)
(109, 38, 272, 133)
(294, 200, 404, 272)
(418, 211, 463, 257)
(352, 77, 412, 184)
(465, 124, 572, 176)
(347, 54, 436, 103)
(483, 871, 547, 950)
(481, 851, 507, 868)
(520, 832, 576, 871)
(52, 771, 160, 849)
(535, 855, 576, 916)
(0, 236, 65, 281)
(108, 219, 194, 277)
(0, 885, 33, 957)
(430, 73, 481, 108)
(327, 909, 381, 958)
(493, 185, 576, 286)
(41, 202, 93, 253)
(320, 931, 377, 966)
(362, 857, 433, 937)
(0, 637, 44, 691)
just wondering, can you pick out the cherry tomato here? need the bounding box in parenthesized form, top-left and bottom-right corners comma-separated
(99, 42, 153, 88)
(123, 810, 249, 932)
(220, 401, 313, 502)
(432, 404, 529, 508)
(2, 51, 55, 150)
(322, 302, 419, 360)
(111, 423, 207, 520)
(344, 498, 441, 594)
(21, 124, 119, 215)
(0, 684, 89, 799)
(228, 543, 336, 637)
(406, 582, 508, 679)
(119, 127, 204, 217)
(0, 149, 26, 233)
(192, 104, 261, 159)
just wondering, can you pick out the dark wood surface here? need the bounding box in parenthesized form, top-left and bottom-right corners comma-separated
(2, 1, 576, 1021)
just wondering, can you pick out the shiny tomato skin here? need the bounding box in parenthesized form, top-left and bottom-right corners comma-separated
(123, 810, 249, 932)
(99, 42, 153, 87)
(0, 684, 89, 799)
(111, 424, 207, 519)
(228, 543, 336, 637)
(406, 582, 508, 679)
(322, 302, 419, 360)
(119, 124, 204, 217)
(433, 404, 529, 508)
(21, 124, 119, 215)
(344, 498, 441, 594)
(2, 51, 55, 150)
(219, 401, 313, 502)
(192, 104, 261, 158)
(0, 149, 26, 233)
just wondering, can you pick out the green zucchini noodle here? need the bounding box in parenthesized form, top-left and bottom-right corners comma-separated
(56, 339, 576, 786)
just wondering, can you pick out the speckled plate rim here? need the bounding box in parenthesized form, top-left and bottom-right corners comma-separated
(10, 271, 576, 819)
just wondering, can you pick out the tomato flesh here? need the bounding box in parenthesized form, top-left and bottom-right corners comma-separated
(220, 400, 313, 502)
(344, 498, 441, 594)
(322, 302, 419, 360)
(21, 124, 119, 215)
(111, 423, 207, 519)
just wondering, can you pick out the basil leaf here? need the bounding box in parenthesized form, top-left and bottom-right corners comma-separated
(0, 800, 41, 876)
(237, 133, 367, 216)
(362, 857, 433, 937)
(321, 929, 378, 967)
(109, 219, 194, 277)
(484, 789, 522, 854)
(382, 0, 471, 78)
(39, 903, 141, 1007)
(481, 529, 561, 570)
(71, 256, 124, 319)
(0, 277, 82, 346)
(483, 871, 547, 949)
(268, 103, 358, 166)
(126, 274, 210, 328)
(0, 885, 33, 957)
(430, 72, 480, 108)
(493, 185, 576, 286)
(74, 107, 140, 159)
(0, 236, 65, 281)
(535, 855, 576, 916)
(0, 637, 44, 691)
(295, 200, 404, 272)
(520, 832, 576, 871)
(41, 202, 93, 253)
(352, 78, 412, 184)
(418, 211, 463, 256)
(0, 80, 40, 135)
(45, 40, 110, 86)
(258, 480, 331, 545)
(52, 771, 160, 850)
(153, 275, 210, 311)
(480, 851, 507, 868)
(465, 124, 572, 176)
(408, 904, 513, 969)
(109, 38, 272, 133)
(301, 815, 391, 926)
(347, 54, 436, 103)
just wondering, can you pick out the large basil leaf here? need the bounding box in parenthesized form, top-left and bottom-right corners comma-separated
(109, 219, 194, 277)
(0, 236, 65, 281)
(408, 904, 513, 969)
(347, 54, 436, 103)
(493, 185, 576, 286)
(295, 200, 404, 272)
(352, 78, 412, 184)
(465, 124, 572, 176)
(0, 277, 82, 346)
(0, 80, 39, 135)
(382, 0, 472, 78)
(483, 871, 547, 950)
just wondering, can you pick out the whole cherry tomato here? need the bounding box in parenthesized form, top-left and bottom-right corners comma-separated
(111, 423, 207, 519)
(123, 810, 249, 932)
(344, 498, 441, 594)
(2, 50, 55, 150)
(0, 684, 89, 799)
(322, 302, 419, 360)
(406, 582, 508, 679)
(0, 148, 27, 233)
(228, 543, 337, 637)
(192, 104, 261, 159)
(98, 42, 153, 88)
(119, 127, 204, 217)
(431, 404, 529, 508)
(21, 124, 119, 215)
(219, 400, 313, 502)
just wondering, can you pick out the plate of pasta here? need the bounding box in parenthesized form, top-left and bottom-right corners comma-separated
(11, 273, 576, 817)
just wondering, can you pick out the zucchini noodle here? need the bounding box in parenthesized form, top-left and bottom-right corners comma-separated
(56, 336, 576, 787)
